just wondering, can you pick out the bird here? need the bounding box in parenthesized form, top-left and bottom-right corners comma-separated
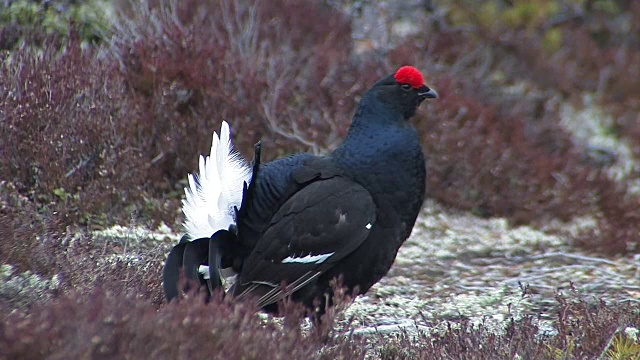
(162, 65, 438, 315)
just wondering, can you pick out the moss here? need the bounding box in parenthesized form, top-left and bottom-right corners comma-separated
(501, 0, 559, 30)
(0, 0, 112, 50)
(542, 27, 563, 53)
(607, 333, 640, 359)
(0, 264, 61, 309)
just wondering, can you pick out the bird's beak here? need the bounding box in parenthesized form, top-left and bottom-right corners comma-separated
(418, 86, 438, 99)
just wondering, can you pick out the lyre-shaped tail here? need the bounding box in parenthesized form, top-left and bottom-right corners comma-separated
(182, 121, 252, 240)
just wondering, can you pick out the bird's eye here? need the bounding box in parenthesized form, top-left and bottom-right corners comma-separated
(401, 84, 412, 91)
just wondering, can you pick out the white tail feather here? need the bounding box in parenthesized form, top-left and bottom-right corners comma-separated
(182, 121, 252, 240)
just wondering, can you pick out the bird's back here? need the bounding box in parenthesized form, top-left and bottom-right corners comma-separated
(233, 153, 314, 252)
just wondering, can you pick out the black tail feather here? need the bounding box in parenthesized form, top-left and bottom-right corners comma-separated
(162, 235, 190, 302)
(207, 229, 236, 289)
(235, 141, 261, 218)
(163, 231, 241, 302)
(182, 238, 210, 289)
(233, 142, 262, 250)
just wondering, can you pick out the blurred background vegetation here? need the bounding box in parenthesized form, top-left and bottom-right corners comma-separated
(1, 0, 639, 358)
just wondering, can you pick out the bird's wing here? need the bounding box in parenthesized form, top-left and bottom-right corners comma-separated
(232, 175, 376, 308)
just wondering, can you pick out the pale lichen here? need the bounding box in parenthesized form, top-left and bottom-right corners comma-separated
(91, 223, 181, 243)
(0, 264, 61, 308)
(625, 327, 639, 343)
(343, 199, 639, 339)
(559, 94, 640, 193)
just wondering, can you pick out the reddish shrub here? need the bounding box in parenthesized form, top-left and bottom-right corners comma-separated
(112, 0, 384, 179)
(0, 286, 364, 360)
(0, 39, 151, 227)
(384, 7, 640, 253)
(372, 288, 639, 359)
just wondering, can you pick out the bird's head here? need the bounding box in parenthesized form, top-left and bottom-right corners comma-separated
(368, 66, 438, 120)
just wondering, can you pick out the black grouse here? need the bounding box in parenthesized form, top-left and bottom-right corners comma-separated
(163, 66, 438, 314)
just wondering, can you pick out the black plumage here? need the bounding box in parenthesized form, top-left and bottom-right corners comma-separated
(163, 66, 437, 314)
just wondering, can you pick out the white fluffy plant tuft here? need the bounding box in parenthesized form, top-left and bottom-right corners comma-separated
(182, 121, 252, 240)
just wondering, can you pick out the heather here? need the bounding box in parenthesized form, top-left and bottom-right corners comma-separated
(1, 0, 639, 358)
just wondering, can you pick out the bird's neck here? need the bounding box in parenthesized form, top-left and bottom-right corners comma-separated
(351, 93, 402, 127)
(331, 105, 426, 228)
(332, 109, 417, 170)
